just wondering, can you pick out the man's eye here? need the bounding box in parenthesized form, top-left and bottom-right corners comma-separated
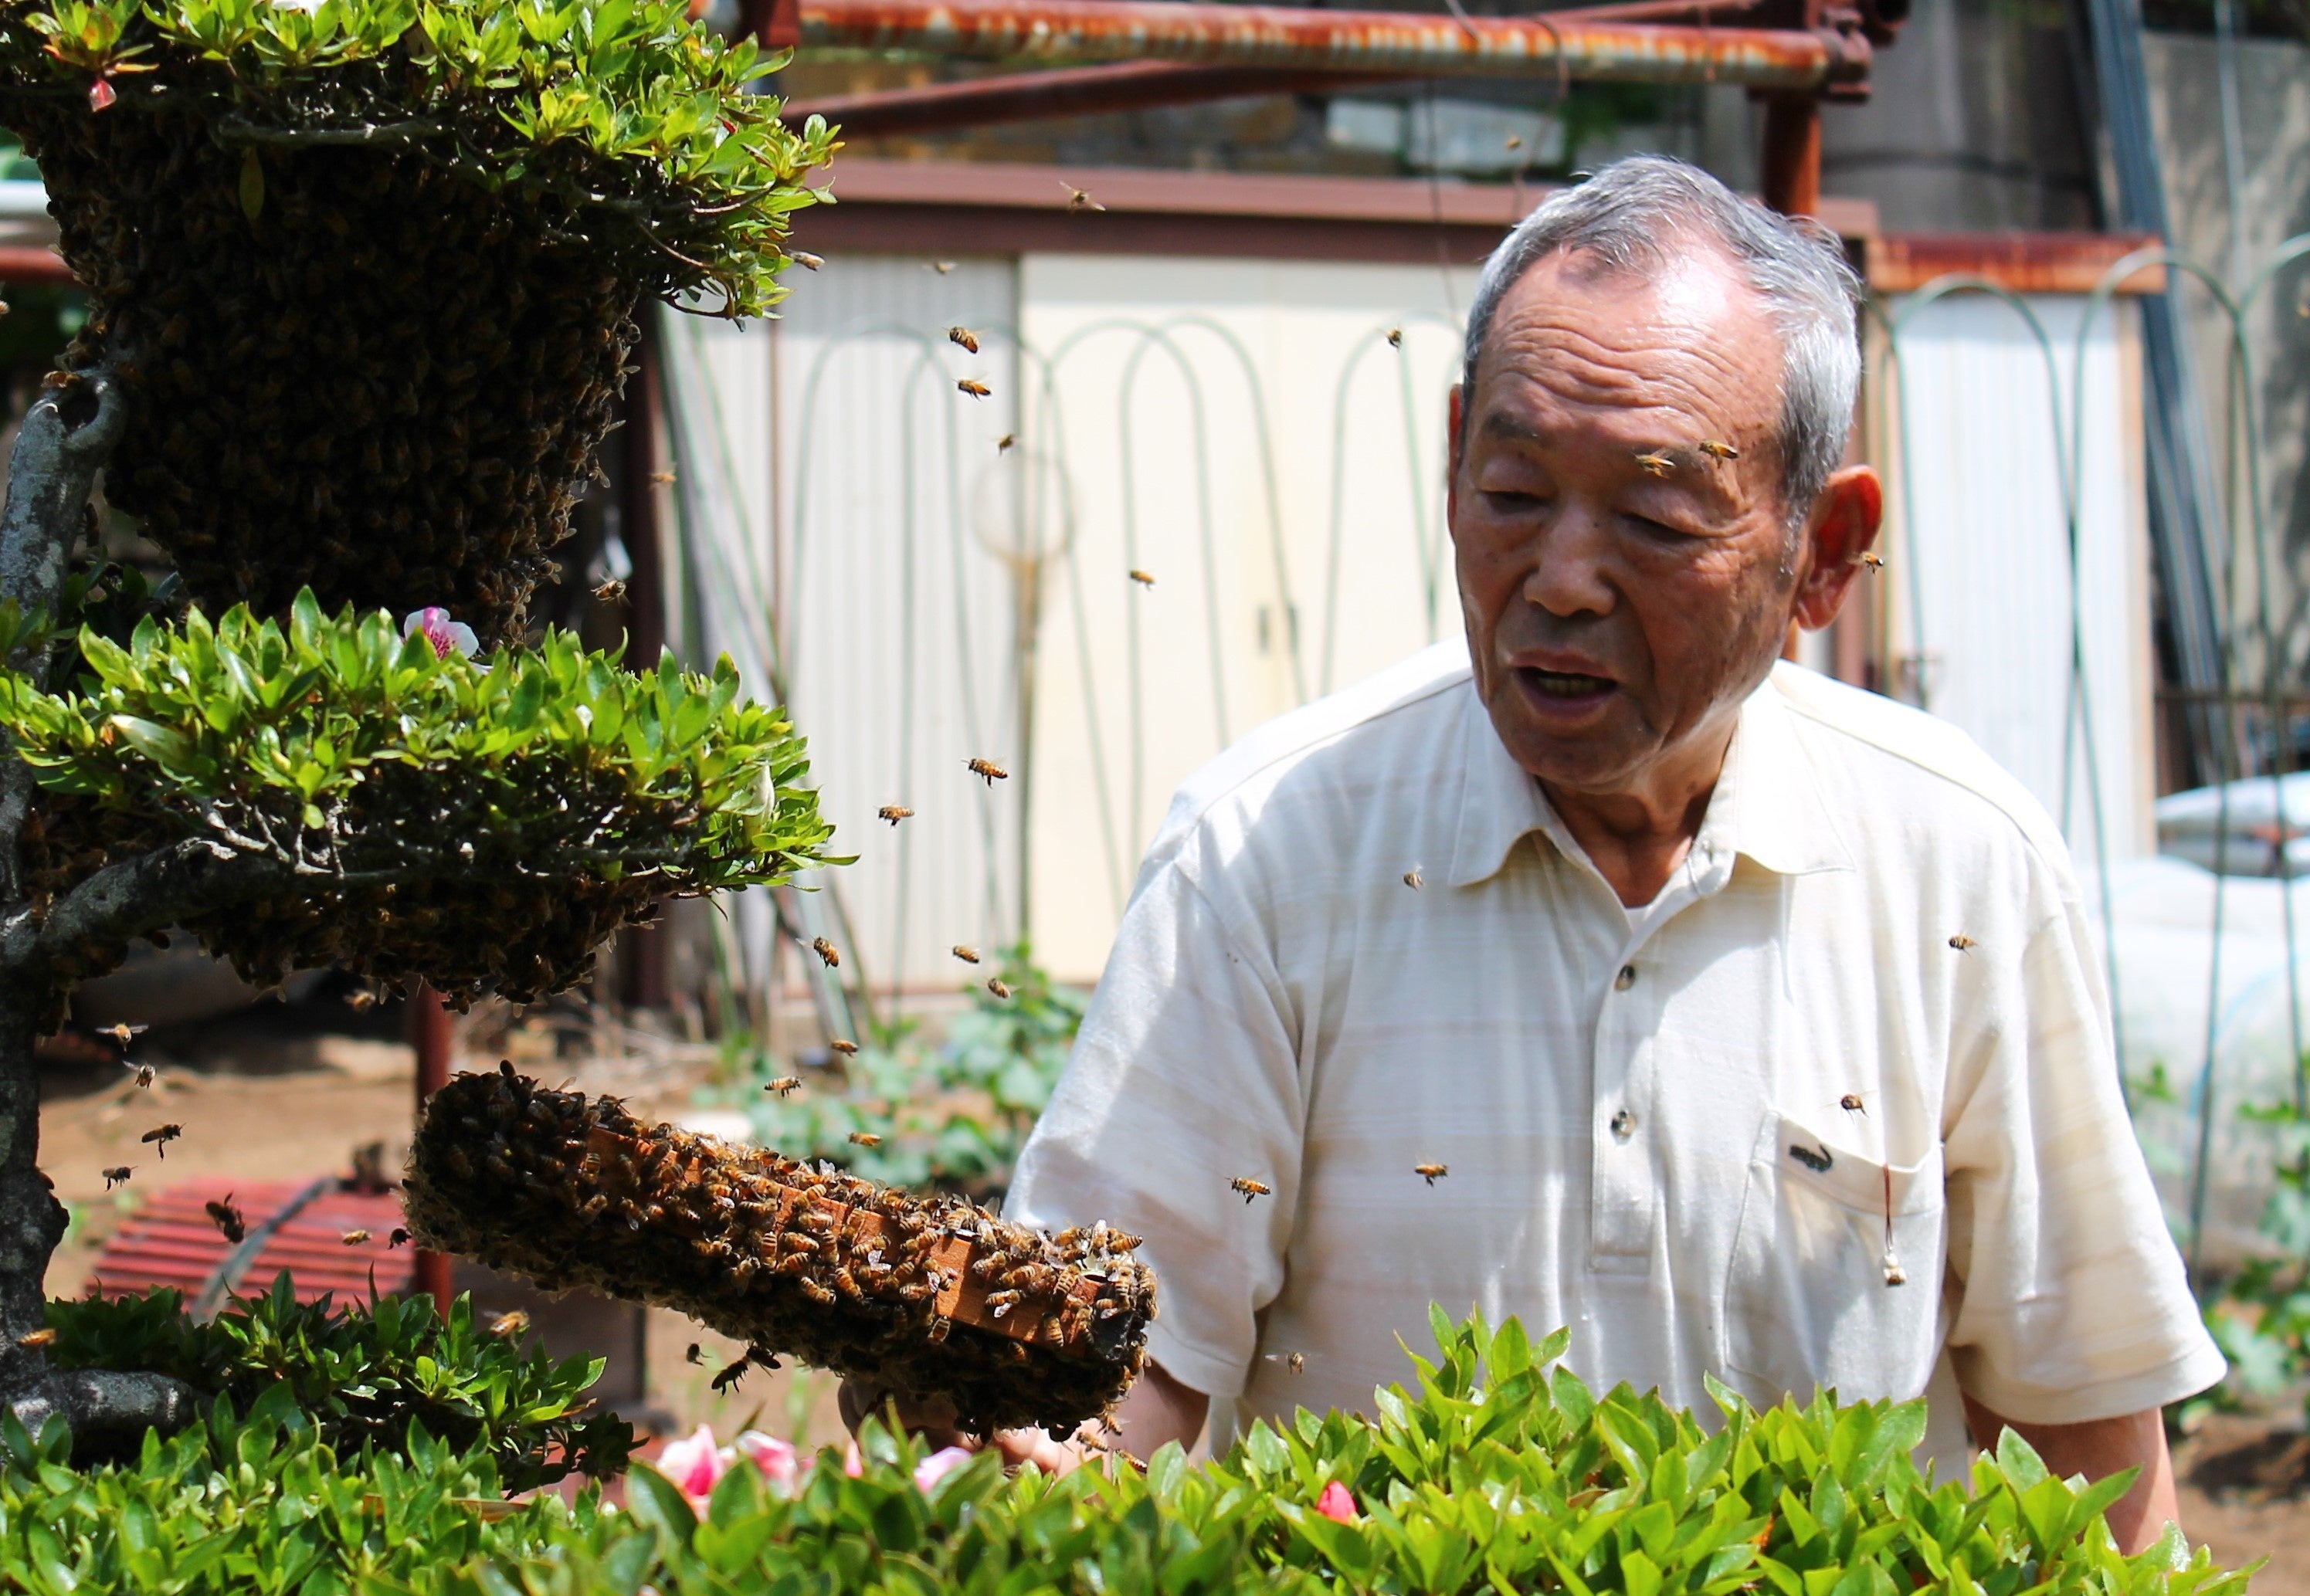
(1482, 490, 1544, 513)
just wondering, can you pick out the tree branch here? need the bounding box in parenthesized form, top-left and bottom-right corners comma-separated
(2, 836, 288, 975)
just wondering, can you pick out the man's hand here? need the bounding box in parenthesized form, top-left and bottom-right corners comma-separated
(838, 1359, 1209, 1476)
(1962, 1397, 2181, 1555)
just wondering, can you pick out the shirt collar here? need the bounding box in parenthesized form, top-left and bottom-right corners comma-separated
(1446, 665, 1856, 889)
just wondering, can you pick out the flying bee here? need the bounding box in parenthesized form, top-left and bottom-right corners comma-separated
(1839, 1093, 1867, 1116)
(141, 1123, 181, 1157)
(829, 1039, 860, 1056)
(998, 433, 1017, 452)
(1948, 934, 1976, 952)
(121, 1059, 156, 1089)
(1403, 867, 1423, 889)
(592, 578, 627, 602)
(388, 1228, 409, 1248)
(878, 805, 914, 825)
(1129, 569, 1155, 587)
(957, 378, 991, 398)
(1263, 1350, 1306, 1374)
(948, 326, 982, 354)
(344, 988, 379, 1012)
(1414, 1163, 1447, 1185)
(1633, 449, 1675, 477)
(685, 1343, 702, 1364)
(101, 1023, 148, 1045)
(790, 250, 825, 271)
(812, 937, 840, 967)
(966, 757, 1009, 784)
(1229, 1177, 1271, 1204)
(928, 260, 958, 275)
(1860, 551, 1885, 572)
(987, 978, 1012, 1000)
(1698, 439, 1740, 461)
(488, 1310, 530, 1339)
(1063, 181, 1106, 212)
(341, 1228, 370, 1245)
(849, 1131, 883, 1147)
(712, 1354, 751, 1394)
(205, 1195, 246, 1245)
(1386, 327, 1403, 349)
(16, 1328, 56, 1350)
(953, 944, 981, 964)
(101, 1166, 131, 1190)
(1504, 133, 1524, 151)
(765, 1076, 802, 1096)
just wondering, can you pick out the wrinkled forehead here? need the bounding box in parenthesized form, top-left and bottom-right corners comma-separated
(1471, 245, 1784, 432)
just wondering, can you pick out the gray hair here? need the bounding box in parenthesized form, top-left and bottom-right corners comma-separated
(1461, 155, 1861, 525)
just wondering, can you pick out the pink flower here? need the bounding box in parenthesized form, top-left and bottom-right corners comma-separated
(401, 606, 480, 660)
(843, 1438, 864, 1478)
(913, 1445, 974, 1494)
(86, 78, 114, 111)
(1315, 1480, 1358, 1523)
(656, 1425, 730, 1510)
(734, 1431, 801, 1496)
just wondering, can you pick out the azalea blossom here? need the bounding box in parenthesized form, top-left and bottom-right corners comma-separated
(656, 1424, 730, 1509)
(1315, 1480, 1358, 1523)
(733, 1430, 801, 1496)
(401, 606, 480, 660)
(913, 1445, 973, 1494)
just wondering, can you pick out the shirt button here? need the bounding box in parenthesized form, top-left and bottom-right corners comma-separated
(1613, 964, 1637, 991)
(1610, 1108, 1635, 1139)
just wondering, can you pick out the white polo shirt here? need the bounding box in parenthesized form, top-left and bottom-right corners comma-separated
(1006, 640, 2222, 1470)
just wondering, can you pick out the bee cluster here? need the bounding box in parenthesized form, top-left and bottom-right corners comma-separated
(2, 101, 639, 644)
(405, 1066, 1157, 1436)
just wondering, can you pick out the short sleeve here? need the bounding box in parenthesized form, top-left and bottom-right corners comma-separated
(1940, 895, 2227, 1423)
(1002, 860, 1303, 1402)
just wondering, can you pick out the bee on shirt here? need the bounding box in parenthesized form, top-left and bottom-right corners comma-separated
(1229, 1177, 1271, 1204)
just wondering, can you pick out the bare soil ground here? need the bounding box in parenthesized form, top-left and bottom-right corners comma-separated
(33, 1017, 2310, 1578)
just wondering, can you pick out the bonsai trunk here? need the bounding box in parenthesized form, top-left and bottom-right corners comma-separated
(0, 363, 200, 1451)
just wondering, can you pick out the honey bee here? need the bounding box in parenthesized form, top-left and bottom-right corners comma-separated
(712, 1354, 751, 1393)
(1263, 1349, 1306, 1373)
(998, 433, 1016, 452)
(648, 470, 677, 486)
(1505, 133, 1524, 151)
(389, 1228, 409, 1248)
(1403, 867, 1423, 889)
(1129, 569, 1155, 587)
(488, 1310, 530, 1339)
(205, 1195, 246, 1244)
(765, 1076, 802, 1096)
(341, 1228, 371, 1245)
(592, 578, 627, 602)
(1839, 1093, 1867, 1115)
(952, 944, 981, 964)
(16, 1328, 56, 1350)
(1414, 1163, 1447, 1185)
(1861, 551, 1885, 572)
(1633, 449, 1676, 477)
(957, 378, 991, 398)
(1948, 934, 1976, 951)
(929, 260, 958, 275)
(849, 1131, 883, 1147)
(948, 326, 981, 354)
(1229, 1177, 1271, 1203)
(987, 978, 1012, 1000)
(141, 1123, 181, 1157)
(1386, 327, 1403, 348)
(812, 937, 840, 967)
(829, 1039, 860, 1056)
(966, 757, 1009, 784)
(877, 805, 914, 825)
(1697, 439, 1741, 460)
(344, 988, 379, 1011)
(1063, 181, 1106, 212)
(101, 1023, 148, 1045)
(101, 1166, 131, 1189)
(685, 1343, 702, 1364)
(790, 250, 825, 271)
(121, 1059, 156, 1089)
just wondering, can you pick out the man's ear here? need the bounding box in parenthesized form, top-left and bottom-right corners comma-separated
(1793, 464, 1884, 631)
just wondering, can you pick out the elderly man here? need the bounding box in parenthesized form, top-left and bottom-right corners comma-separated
(853, 155, 2220, 1547)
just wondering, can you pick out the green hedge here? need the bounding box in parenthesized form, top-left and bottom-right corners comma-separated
(3, 1305, 2257, 1596)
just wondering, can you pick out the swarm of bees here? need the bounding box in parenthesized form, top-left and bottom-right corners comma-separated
(403, 1063, 1157, 1436)
(11, 102, 647, 644)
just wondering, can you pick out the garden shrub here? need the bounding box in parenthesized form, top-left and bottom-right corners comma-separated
(0, 591, 837, 1006)
(45, 1276, 632, 1487)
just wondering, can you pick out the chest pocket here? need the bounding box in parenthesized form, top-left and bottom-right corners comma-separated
(1722, 1109, 1945, 1408)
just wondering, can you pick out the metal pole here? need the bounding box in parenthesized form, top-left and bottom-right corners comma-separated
(407, 983, 454, 1320)
(1759, 93, 1823, 216)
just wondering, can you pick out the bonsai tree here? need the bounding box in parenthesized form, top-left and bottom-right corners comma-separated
(0, 0, 838, 1447)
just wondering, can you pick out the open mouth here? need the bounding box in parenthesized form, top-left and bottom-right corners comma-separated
(1517, 667, 1616, 700)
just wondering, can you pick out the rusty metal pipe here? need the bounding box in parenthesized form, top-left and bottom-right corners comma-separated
(796, 0, 1863, 90)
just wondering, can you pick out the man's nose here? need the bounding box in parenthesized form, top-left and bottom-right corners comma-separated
(1519, 503, 1616, 619)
